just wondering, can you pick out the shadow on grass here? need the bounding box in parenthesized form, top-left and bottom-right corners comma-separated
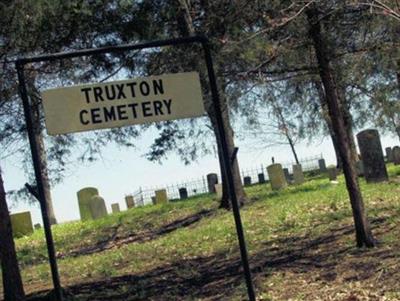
(62, 209, 216, 259)
(27, 215, 399, 301)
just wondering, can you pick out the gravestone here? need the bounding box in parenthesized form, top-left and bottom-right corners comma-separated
(385, 147, 393, 162)
(292, 164, 305, 185)
(214, 183, 223, 200)
(179, 188, 188, 199)
(155, 189, 168, 204)
(34, 223, 41, 230)
(327, 166, 337, 181)
(267, 164, 287, 190)
(90, 195, 108, 219)
(207, 173, 218, 193)
(111, 203, 120, 213)
(393, 146, 400, 165)
(318, 159, 327, 172)
(243, 176, 252, 186)
(357, 129, 388, 183)
(125, 195, 135, 209)
(10, 211, 33, 237)
(77, 187, 99, 221)
(283, 168, 291, 183)
(258, 173, 266, 184)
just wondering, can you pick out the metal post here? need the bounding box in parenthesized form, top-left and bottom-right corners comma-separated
(16, 62, 63, 301)
(201, 39, 256, 301)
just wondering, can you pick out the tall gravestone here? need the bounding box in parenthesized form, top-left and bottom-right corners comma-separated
(385, 147, 393, 162)
(207, 173, 218, 193)
(155, 189, 168, 204)
(318, 159, 327, 172)
(90, 195, 108, 219)
(392, 146, 400, 165)
(77, 187, 99, 221)
(179, 188, 188, 199)
(243, 176, 252, 186)
(125, 195, 135, 209)
(267, 164, 287, 190)
(258, 173, 266, 184)
(10, 211, 33, 237)
(292, 164, 305, 185)
(111, 203, 120, 213)
(357, 129, 388, 183)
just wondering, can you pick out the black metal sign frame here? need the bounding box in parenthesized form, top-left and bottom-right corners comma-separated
(16, 36, 255, 301)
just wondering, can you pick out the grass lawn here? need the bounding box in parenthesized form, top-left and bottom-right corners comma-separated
(2, 164, 400, 300)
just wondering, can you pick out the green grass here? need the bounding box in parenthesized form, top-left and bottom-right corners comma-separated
(5, 164, 400, 300)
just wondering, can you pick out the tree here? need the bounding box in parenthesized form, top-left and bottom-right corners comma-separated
(306, 4, 375, 247)
(344, 3, 400, 141)
(237, 83, 302, 164)
(0, 166, 26, 301)
(225, 1, 378, 246)
(228, 1, 355, 171)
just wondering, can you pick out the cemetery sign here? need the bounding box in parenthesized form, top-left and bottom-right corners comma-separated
(42, 72, 205, 135)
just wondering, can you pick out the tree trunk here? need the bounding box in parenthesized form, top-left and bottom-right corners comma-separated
(338, 85, 358, 163)
(211, 99, 247, 210)
(396, 60, 400, 142)
(314, 80, 343, 168)
(307, 7, 375, 248)
(274, 102, 300, 165)
(329, 126, 343, 169)
(0, 167, 26, 301)
(31, 94, 57, 225)
(286, 133, 300, 165)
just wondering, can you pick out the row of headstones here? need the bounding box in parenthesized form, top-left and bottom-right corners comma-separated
(304, 130, 398, 183)
(325, 129, 399, 184)
(4, 160, 321, 237)
(206, 130, 397, 192)
(205, 142, 390, 194)
(77, 187, 170, 221)
(7, 186, 173, 235)
(385, 146, 400, 164)
(206, 163, 307, 193)
(77, 129, 396, 221)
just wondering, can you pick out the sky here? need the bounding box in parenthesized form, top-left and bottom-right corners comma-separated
(2, 127, 399, 226)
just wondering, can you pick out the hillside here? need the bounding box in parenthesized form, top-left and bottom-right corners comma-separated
(3, 165, 400, 301)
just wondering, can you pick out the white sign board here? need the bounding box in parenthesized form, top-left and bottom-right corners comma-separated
(42, 72, 205, 135)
